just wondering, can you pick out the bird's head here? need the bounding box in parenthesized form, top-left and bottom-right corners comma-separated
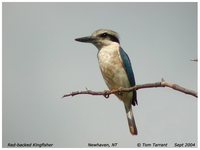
(75, 29, 120, 49)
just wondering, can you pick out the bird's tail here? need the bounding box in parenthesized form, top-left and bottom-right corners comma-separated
(124, 103, 138, 135)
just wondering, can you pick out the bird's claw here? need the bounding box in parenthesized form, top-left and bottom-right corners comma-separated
(103, 90, 110, 99)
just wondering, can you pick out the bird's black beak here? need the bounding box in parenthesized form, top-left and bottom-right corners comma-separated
(75, 36, 95, 43)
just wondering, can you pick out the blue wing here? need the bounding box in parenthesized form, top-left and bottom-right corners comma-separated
(119, 47, 137, 106)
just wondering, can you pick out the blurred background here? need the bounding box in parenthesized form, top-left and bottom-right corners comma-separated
(3, 2, 197, 147)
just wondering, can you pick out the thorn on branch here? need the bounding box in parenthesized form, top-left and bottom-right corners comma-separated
(161, 78, 165, 82)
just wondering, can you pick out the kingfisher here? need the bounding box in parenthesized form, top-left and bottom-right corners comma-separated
(75, 29, 138, 135)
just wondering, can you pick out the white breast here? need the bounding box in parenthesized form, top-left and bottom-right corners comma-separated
(97, 43, 132, 102)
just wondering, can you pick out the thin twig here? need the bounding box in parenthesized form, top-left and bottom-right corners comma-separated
(62, 79, 197, 98)
(190, 59, 198, 62)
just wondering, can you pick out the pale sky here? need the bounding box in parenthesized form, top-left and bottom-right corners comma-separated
(3, 2, 197, 148)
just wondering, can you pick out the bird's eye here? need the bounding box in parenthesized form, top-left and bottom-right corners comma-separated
(100, 33, 108, 37)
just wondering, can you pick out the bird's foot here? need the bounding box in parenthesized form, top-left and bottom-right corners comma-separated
(103, 90, 110, 99)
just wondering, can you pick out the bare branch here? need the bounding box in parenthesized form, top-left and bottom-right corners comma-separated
(62, 79, 197, 99)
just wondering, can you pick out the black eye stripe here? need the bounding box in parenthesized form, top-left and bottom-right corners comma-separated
(100, 33, 108, 37)
(108, 35, 120, 43)
(99, 33, 120, 43)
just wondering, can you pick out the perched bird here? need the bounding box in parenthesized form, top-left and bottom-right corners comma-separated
(75, 29, 138, 135)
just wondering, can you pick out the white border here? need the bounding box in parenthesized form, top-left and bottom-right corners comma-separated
(1, 0, 199, 2)
(1, 1, 199, 149)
